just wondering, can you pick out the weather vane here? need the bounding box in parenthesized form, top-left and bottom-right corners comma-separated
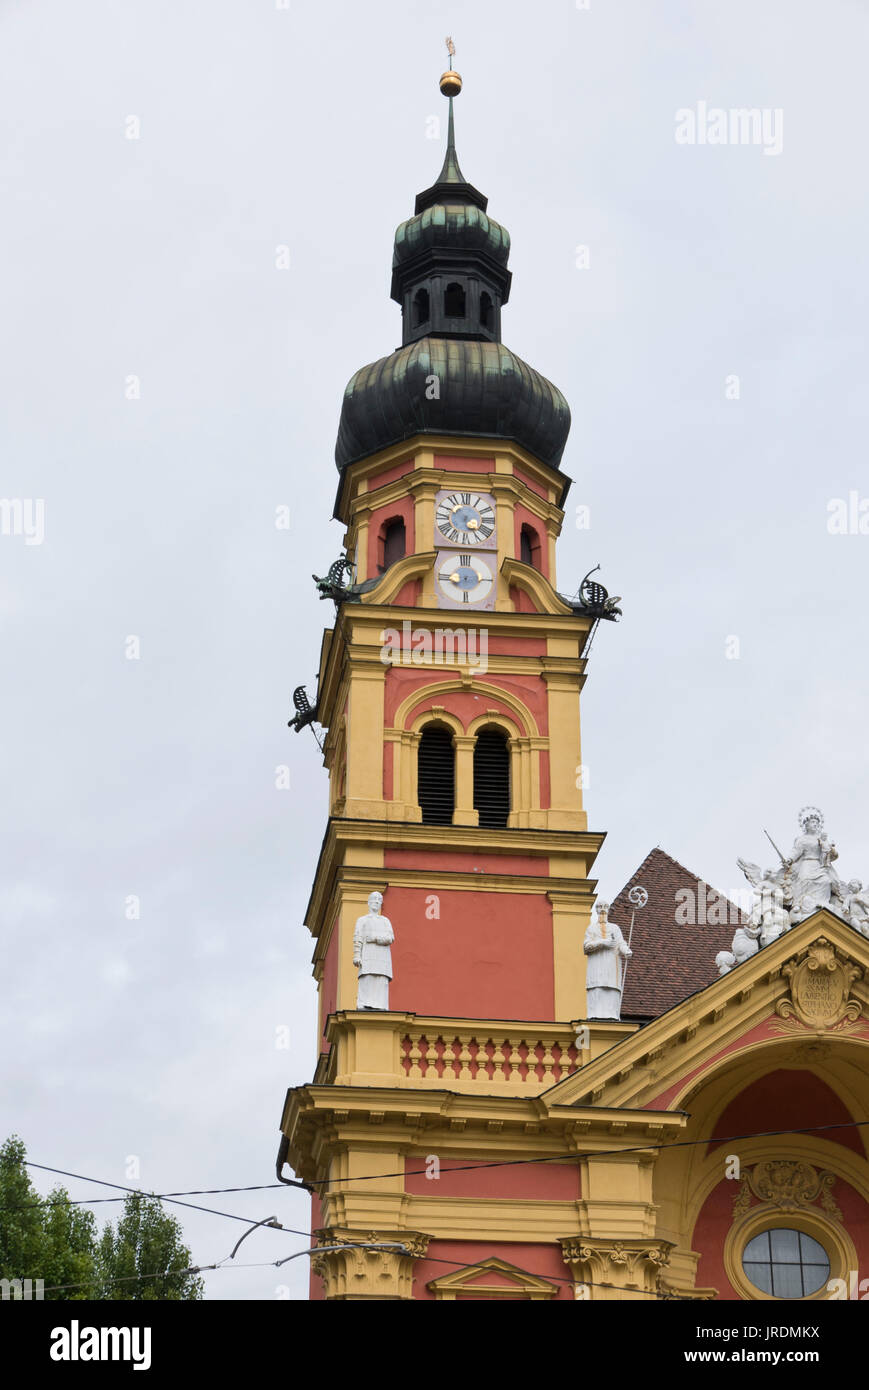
(440, 37, 462, 97)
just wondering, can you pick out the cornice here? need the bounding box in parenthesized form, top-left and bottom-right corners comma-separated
(334, 433, 573, 520)
(305, 817, 606, 939)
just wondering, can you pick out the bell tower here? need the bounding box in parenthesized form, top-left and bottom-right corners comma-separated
(280, 57, 619, 1301)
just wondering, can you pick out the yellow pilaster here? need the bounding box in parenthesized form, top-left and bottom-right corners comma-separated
(542, 669, 586, 831)
(452, 734, 479, 826)
(548, 891, 590, 1019)
(343, 658, 386, 817)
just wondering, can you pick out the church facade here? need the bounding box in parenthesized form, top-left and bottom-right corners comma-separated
(278, 66, 869, 1301)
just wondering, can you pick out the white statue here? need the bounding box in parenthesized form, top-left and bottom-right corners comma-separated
(749, 868, 791, 946)
(583, 901, 631, 1020)
(715, 920, 761, 975)
(724, 806, 869, 975)
(352, 891, 394, 1010)
(841, 880, 869, 937)
(786, 807, 840, 922)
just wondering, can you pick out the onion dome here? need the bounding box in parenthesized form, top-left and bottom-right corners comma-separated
(336, 338, 570, 472)
(335, 67, 571, 474)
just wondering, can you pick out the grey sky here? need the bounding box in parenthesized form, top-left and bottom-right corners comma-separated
(2, 0, 868, 1298)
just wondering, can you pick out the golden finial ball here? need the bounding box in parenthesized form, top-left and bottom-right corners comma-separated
(439, 69, 462, 98)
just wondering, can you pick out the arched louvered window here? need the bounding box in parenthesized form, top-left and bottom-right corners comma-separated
(379, 517, 406, 572)
(412, 288, 430, 328)
(417, 725, 455, 826)
(473, 727, 510, 829)
(444, 282, 466, 318)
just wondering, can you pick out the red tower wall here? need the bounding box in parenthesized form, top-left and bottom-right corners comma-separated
(385, 885, 554, 1018)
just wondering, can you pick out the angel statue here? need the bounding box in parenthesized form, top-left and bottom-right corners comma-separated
(841, 880, 869, 937)
(715, 920, 761, 976)
(736, 862, 791, 947)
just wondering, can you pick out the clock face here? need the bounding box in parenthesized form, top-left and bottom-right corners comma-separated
(434, 551, 496, 610)
(434, 490, 496, 549)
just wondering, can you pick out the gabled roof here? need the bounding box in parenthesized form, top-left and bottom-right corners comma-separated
(543, 910, 869, 1115)
(612, 847, 744, 1019)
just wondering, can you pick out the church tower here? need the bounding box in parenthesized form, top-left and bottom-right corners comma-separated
(279, 61, 623, 1302)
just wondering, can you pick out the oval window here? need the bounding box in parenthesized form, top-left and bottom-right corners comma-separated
(742, 1229, 830, 1298)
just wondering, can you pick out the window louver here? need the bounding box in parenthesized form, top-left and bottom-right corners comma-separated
(418, 725, 455, 826)
(473, 729, 510, 829)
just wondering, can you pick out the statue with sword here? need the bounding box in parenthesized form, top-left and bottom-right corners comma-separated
(737, 807, 844, 939)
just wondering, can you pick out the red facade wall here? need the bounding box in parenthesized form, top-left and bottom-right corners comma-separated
(481, 635, 547, 656)
(693, 1174, 869, 1300)
(514, 503, 550, 581)
(384, 848, 548, 877)
(433, 454, 495, 474)
(309, 1193, 324, 1301)
(384, 667, 548, 735)
(384, 885, 554, 1018)
(510, 583, 539, 613)
(367, 459, 415, 491)
(393, 578, 421, 606)
(512, 467, 550, 500)
(404, 1157, 580, 1199)
(366, 494, 415, 578)
(708, 1070, 865, 1158)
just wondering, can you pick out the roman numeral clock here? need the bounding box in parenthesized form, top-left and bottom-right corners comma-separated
(433, 489, 497, 610)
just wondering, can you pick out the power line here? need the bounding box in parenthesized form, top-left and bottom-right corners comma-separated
(14, 1163, 308, 1236)
(32, 1248, 669, 1300)
(304, 1116, 869, 1187)
(9, 1116, 866, 1213)
(2, 1172, 293, 1217)
(32, 1258, 281, 1297)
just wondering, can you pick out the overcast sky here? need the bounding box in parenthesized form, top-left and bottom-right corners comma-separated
(3, 0, 868, 1299)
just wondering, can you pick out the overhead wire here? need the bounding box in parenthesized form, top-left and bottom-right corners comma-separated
(5, 1118, 867, 1216)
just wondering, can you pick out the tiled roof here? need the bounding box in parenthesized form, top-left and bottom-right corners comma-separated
(610, 847, 745, 1020)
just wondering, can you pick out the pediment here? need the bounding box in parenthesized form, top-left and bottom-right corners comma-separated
(500, 556, 575, 616)
(426, 1256, 560, 1300)
(543, 910, 869, 1114)
(358, 550, 436, 606)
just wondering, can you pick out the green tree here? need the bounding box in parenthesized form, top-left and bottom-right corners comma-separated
(0, 1135, 99, 1298)
(0, 1136, 203, 1300)
(97, 1193, 203, 1300)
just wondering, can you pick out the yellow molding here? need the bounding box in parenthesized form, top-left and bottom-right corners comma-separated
(392, 674, 540, 738)
(500, 556, 575, 616)
(724, 1203, 857, 1302)
(303, 818, 605, 943)
(358, 551, 436, 607)
(335, 434, 570, 522)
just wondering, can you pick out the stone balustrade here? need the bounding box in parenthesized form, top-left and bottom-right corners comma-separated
(322, 1011, 585, 1095)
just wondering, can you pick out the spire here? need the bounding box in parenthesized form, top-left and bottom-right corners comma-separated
(414, 43, 487, 214)
(435, 97, 465, 186)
